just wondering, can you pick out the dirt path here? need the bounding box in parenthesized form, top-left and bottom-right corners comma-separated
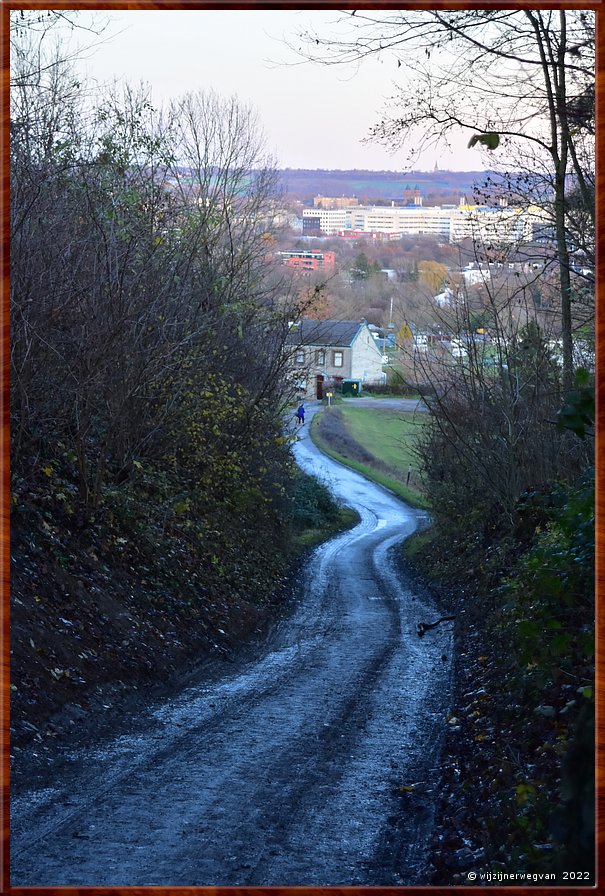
(11, 420, 452, 887)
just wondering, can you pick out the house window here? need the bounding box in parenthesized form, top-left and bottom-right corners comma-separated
(296, 350, 305, 364)
(333, 350, 343, 367)
(316, 350, 325, 365)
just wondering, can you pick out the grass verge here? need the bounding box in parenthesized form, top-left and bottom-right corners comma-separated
(339, 405, 424, 477)
(292, 506, 359, 554)
(288, 467, 360, 555)
(310, 408, 430, 509)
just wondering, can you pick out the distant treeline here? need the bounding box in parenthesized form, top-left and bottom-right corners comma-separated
(277, 168, 489, 202)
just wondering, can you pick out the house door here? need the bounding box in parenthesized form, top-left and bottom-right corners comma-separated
(316, 374, 324, 400)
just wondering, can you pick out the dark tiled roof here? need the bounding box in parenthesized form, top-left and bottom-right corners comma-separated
(288, 319, 364, 347)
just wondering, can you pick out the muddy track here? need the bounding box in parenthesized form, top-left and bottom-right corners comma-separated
(11, 410, 453, 886)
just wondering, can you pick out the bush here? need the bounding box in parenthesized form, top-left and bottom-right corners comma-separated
(363, 380, 413, 396)
(500, 467, 595, 692)
(289, 470, 341, 531)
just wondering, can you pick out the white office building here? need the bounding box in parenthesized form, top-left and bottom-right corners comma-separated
(450, 204, 535, 244)
(302, 208, 347, 234)
(302, 200, 546, 245)
(346, 205, 452, 237)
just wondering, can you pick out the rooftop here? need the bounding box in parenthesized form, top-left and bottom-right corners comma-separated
(288, 320, 365, 347)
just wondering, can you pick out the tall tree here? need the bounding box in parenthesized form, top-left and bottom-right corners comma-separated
(297, 10, 595, 394)
(10, 28, 303, 511)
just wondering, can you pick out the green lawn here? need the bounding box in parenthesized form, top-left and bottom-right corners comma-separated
(311, 405, 430, 509)
(339, 406, 424, 478)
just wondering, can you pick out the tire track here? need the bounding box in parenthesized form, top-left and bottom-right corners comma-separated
(11, 413, 452, 886)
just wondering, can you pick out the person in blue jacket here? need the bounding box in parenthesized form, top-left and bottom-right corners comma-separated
(296, 403, 305, 426)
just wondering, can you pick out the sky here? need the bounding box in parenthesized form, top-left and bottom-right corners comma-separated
(63, 8, 486, 173)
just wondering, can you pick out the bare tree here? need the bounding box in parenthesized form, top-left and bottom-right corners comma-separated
(10, 37, 305, 509)
(296, 9, 595, 394)
(10, 9, 108, 91)
(396, 238, 590, 534)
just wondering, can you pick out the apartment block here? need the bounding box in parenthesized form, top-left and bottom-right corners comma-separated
(278, 250, 335, 272)
(302, 200, 546, 245)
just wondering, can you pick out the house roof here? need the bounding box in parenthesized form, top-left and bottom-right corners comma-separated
(288, 319, 366, 347)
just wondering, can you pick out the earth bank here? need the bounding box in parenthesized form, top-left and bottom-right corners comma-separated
(9, 457, 355, 776)
(316, 400, 595, 886)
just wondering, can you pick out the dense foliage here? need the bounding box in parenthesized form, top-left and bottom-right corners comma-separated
(9, 23, 310, 533)
(410, 349, 594, 878)
(9, 20, 341, 742)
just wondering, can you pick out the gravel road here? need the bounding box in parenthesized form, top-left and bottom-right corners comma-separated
(11, 412, 452, 887)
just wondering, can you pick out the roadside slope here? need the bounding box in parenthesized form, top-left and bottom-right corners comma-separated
(10, 443, 355, 769)
(311, 402, 428, 508)
(12, 420, 452, 886)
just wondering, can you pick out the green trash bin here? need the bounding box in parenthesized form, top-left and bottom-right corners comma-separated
(342, 379, 362, 397)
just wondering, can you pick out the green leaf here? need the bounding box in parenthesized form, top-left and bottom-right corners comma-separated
(575, 367, 590, 387)
(468, 132, 500, 150)
(551, 632, 571, 656)
(172, 498, 191, 514)
(516, 782, 537, 806)
(517, 620, 540, 637)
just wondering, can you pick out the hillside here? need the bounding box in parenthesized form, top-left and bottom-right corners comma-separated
(277, 168, 490, 203)
(10, 459, 356, 762)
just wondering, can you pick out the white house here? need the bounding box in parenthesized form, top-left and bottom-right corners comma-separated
(434, 287, 456, 308)
(288, 319, 386, 399)
(462, 265, 491, 287)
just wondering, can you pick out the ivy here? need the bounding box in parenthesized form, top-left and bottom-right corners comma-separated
(557, 368, 595, 439)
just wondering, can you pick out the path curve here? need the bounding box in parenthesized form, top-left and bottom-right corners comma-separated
(11, 415, 451, 887)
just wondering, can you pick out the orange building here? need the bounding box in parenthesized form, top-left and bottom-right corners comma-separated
(278, 250, 335, 272)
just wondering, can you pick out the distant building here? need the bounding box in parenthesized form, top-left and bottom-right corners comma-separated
(451, 201, 536, 244)
(301, 198, 547, 245)
(346, 204, 452, 238)
(302, 208, 348, 234)
(461, 264, 491, 286)
(313, 195, 359, 209)
(434, 287, 456, 308)
(337, 230, 404, 241)
(402, 186, 423, 206)
(304, 204, 452, 238)
(278, 250, 335, 272)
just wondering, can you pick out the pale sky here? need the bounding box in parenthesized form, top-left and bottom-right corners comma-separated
(65, 9, 486, 172)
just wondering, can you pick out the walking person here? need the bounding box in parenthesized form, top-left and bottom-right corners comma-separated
(296, 403, 305, 426)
